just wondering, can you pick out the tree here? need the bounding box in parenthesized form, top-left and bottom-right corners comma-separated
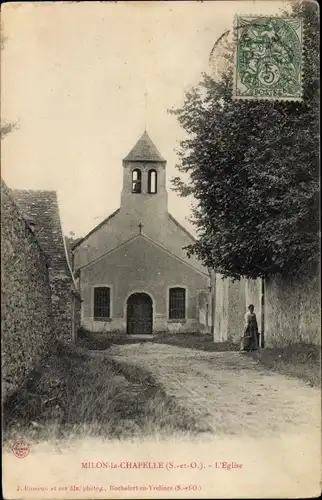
(1, 122, 18, 140)
(170, 1, 319, 280)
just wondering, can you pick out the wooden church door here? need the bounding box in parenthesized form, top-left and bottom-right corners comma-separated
(127, 293, 153, 334)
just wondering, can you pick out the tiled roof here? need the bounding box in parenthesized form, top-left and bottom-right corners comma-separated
(123, 131, 166, 163)
(12, 189, 70, 275)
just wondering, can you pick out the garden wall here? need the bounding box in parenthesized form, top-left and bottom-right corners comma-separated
(265, 271, 321, 347)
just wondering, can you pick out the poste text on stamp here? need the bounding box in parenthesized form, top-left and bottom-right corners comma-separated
(233, 16, 303, 101)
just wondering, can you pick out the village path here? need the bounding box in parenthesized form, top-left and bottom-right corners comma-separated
(107, 343, 321, 438)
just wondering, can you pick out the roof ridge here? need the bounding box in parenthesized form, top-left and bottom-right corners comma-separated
(77, 233, 139, 270)
(78, 232, 208, 277)
(140, 233, 208, 277)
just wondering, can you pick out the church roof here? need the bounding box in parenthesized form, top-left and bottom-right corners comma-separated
(72, 209, 195, 251)
(123, 131, 166, 163)
(72, 208, 120, 250)
(77, 232, 208, 277)
(12, 189, 71, 275)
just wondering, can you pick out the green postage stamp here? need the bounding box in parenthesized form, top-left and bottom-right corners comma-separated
(233, 16, 303, 101)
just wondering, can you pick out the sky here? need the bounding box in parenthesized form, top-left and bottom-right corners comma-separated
(2, 0, 288, 237)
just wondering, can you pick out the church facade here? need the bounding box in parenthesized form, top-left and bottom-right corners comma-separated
(72, 132, 211, 334)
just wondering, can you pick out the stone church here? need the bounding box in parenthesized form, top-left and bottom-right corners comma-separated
(72, 131, 211, 335)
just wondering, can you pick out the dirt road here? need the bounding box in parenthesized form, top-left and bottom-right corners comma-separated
(108, 343, 321, 437)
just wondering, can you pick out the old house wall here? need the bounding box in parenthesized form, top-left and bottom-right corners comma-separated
(71, 291, 82, 342)
(265, 272, 321, 347)
(1, 181, 54, 401)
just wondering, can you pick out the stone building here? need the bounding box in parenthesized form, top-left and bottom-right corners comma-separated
(72, 131, 211, 334)
(1, 180, 80, 401)
(12, 188, 81, 342)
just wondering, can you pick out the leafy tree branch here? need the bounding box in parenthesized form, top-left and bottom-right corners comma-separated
(170, 1, 319, 280)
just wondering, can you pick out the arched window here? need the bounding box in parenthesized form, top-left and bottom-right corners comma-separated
(132, 169, 142, 193)
(94, 287, 111, 320)
(169, 287, 186, 320)
(148, 169, 157, 194)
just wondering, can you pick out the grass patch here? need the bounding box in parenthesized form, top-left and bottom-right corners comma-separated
(152, 332, 239, 352)
(77, 329, 239, 352)
(3, 340, 210, 446)
(248, 343, 321, 387)
(77, 331, 145, 350)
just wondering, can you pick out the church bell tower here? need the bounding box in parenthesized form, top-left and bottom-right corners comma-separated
(120, 131, 168, 228)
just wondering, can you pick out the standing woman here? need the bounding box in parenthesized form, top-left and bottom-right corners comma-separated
(241, 304, 259, 351)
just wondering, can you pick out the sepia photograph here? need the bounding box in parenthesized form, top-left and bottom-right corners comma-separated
(1, 1, 320, 498)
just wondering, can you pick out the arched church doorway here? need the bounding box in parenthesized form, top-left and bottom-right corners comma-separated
(126, 293, 153, 335)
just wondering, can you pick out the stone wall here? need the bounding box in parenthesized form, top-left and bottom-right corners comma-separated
(1, 181, 54, 401)
(12, 189, 76, 343)
(49, 273, 73, 340)
(214, 272, 320, 347)
(214, 275, 245, 342)
(265, 272, 321, 347)
(72, 291, 82, 341)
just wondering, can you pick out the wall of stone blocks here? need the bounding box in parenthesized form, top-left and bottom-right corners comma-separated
(1, 181, 54, 401)
(49, 274, 73, 341)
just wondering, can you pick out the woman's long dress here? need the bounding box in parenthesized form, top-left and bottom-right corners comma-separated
(241, 311, 259, 351)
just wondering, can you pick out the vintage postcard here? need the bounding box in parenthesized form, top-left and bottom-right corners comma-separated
(1, 1, 320, 499)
